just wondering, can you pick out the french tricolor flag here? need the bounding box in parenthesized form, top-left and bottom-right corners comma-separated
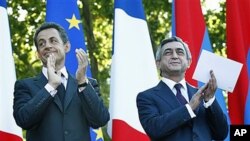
(172, 0, 230, 140)
(0, 0, 23, 140)
(108, 0, 158, 140)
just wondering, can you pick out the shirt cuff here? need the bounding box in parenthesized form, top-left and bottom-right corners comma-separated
(203, 96, 215, 108)
(45, 83, 57, 97)
(185, 104, 196, 118)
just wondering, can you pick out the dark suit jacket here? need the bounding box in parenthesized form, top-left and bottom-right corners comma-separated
(13, 72, 110, 141)
(136, 81, 228, 141)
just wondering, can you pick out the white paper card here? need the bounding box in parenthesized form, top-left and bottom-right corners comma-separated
(193, 50, 243, 92)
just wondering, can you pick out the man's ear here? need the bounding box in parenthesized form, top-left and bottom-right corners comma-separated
(156, 60, 162, 76)
(187, 59, 192, 68)
(65, 42, 71, 53)
(156, 60, 161, 69)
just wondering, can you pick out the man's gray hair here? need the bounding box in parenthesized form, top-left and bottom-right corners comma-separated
(155, 36, 192, 61)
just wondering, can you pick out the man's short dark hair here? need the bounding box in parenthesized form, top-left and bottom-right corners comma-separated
(33, 22, 69, 49)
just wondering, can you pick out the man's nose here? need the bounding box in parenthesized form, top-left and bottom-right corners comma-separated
(172, 51, 178, 58)
(44, 41, 53, 49)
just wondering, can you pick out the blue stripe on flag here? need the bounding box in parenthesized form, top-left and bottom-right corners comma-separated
(0, 0, 6, 8)
(200, 28, 230, 141)
(244, 49, 250, 124)
(171, 0, 176, 36)
(114, 0, 145, 20)
(0, 0, 7, 8)
(245, 87, 250, 124)
(201, 30, 231, 122)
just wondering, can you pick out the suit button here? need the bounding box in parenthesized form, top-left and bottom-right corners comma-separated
(64, 130, 69, 135)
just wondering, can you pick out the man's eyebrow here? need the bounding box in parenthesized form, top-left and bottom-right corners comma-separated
(37, 38, 45, 42)
(162, 48, 171, 53)
(50, 36, 56, 39)
(176, 48, 184, 50)
(163, 48, 183, 51)
(163, 48, 172, 51)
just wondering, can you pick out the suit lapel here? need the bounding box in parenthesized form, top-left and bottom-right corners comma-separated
(154, 81, 201, 111)
(64, 74, 78, 111)
(155, 81, 181, 109)
(34, 73, 47, 88)
(33, 72, 79, 112)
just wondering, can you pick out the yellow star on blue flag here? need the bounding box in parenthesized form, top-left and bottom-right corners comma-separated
(45, 0, 91, 76)
(93, 128, 104, 140)
(66, 14, 82, 30)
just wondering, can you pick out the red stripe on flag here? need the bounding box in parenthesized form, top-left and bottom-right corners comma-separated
(0, 131, 23, 141)
(175, 0, 205, 86)
(112, 119, 150, 141)
(226, 0, 250, 124)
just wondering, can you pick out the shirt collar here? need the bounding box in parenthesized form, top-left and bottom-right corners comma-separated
(161, 77, 187, 90)
(42, 66, 68, 79)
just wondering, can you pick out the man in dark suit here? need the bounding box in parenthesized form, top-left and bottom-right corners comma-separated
(136, 36, 228, 141)
(13, 22, 110, 141)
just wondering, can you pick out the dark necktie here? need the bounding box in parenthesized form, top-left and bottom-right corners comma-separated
(174, 83, 187, 105)
(57, 76, 66, 107)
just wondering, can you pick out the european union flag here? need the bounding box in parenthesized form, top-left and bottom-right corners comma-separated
(46, 0, 104, 140)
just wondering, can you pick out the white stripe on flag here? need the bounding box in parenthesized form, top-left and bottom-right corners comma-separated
(108, 8, 158, 135)
(0, 5, 23, 138)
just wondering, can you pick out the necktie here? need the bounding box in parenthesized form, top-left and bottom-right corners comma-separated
(57, 75, 66, 107)
(174, 83, 187, 105)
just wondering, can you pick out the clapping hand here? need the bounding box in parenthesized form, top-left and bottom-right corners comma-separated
(203, 70, 217, 102)
(189, 84, 207, 110)
(47, 54, 61, 89)
(189, 70, 217, 110)
(75, 48, 88, 84)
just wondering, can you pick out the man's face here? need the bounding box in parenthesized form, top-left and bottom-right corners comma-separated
(157, 41, 191, 76)
(36, 28, 69, 65)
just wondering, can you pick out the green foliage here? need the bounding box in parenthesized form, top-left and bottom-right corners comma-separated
(143, 0, 172, 53)
(8, 0, 45, 79)
(203, 0, 226, 56)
